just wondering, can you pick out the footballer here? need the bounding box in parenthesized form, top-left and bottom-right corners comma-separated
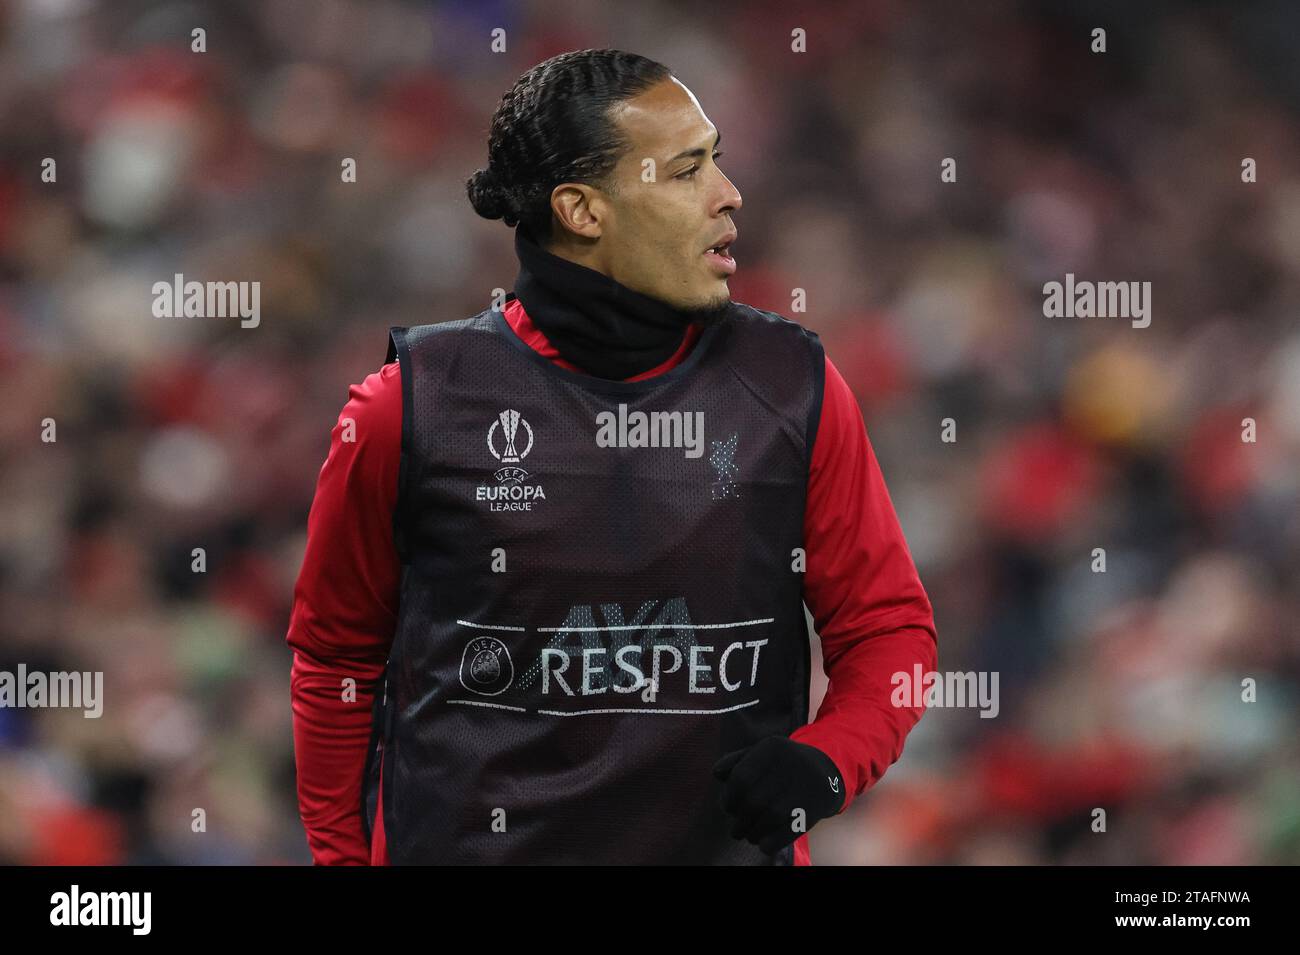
(287, 49, 937, 865)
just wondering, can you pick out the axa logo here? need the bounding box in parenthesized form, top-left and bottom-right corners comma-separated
(477, 408, 546, 511)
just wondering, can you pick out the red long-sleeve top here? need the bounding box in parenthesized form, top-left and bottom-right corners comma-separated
(287, 297, 938, 865)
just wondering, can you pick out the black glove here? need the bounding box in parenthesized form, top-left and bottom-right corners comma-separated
(712, 735, 846, 855)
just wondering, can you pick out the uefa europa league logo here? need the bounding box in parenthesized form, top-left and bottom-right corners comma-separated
(488, 408, 534, 463)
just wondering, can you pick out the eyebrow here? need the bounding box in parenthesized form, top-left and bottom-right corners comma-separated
(668, 129, 722, 164)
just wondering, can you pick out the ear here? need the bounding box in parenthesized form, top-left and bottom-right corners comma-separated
(550, 182, 605, 240)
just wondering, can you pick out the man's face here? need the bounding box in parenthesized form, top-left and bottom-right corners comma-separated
(588, 77, 742, 311)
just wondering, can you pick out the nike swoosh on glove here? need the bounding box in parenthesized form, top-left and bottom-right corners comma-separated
(712, 735, 846, 856)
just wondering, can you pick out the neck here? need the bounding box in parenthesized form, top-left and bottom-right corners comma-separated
(511, 224, 728, 381)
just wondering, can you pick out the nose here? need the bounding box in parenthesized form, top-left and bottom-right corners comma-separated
(715, 171, 742, 216)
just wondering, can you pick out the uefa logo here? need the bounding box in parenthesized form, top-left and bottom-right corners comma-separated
(459, 636, 514, 696)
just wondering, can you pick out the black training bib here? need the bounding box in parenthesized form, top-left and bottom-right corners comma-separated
(362, 297, 826, 864)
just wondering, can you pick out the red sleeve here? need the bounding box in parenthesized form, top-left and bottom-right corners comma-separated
(286, 361, 402, 864)
(789, 353, 938, 815)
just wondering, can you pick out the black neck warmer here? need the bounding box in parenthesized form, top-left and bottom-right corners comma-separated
(511, 224, 727, 381)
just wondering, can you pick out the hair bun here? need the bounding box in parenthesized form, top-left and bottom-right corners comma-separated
(467, 167, 511, 222)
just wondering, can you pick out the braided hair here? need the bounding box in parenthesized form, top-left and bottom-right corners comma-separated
(466, 49, 673, 243)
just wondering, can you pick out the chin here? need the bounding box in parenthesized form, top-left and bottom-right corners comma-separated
(684, 286, 732, 315)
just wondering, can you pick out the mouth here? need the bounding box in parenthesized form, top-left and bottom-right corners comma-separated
(703, 232, 737, 276)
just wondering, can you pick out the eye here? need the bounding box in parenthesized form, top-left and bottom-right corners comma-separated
(677, 151, 724, 180)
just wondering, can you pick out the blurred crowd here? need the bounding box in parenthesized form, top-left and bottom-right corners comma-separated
(0, 0, 1296, 864)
